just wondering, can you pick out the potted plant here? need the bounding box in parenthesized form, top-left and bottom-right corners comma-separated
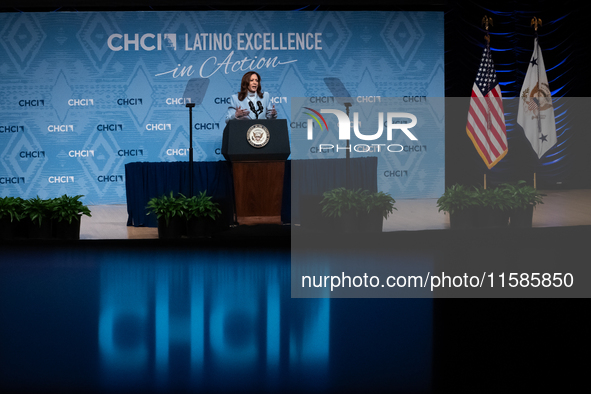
(146, 191, 186, 239)
(321, 188, 368, 232)
(362, 191, 397, 232)
(0, 196, 22, 240)
(52, 194, 92, 239)
(502, 181, 544, 228)
(22, 196, 55, 239)
(182, 191, 221, 238)
(474, 187, 512, 227)
(12, 197, 28, 238)
(436, 184, 478, 229)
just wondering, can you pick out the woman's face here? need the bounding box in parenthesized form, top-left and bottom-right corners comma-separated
(248, 74, 259, 93)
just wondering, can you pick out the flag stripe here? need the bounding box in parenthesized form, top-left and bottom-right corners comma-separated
(466, 120, 493, 163)
(488, 94, 507, 150)
(468, 103, 497, 161)
(469, 94, 502, 158)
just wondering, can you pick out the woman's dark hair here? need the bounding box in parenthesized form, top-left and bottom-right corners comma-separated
(238, 71, 263, 101)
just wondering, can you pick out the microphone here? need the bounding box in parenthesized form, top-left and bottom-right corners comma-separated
(248, 100, 263, 119)
(255, 101, 265, 119)
(248, 100, 256, 117)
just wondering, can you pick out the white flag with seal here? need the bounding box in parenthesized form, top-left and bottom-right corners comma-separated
(517, 38, 557, 159)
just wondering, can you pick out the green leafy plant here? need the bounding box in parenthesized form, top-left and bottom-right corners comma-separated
(146, 191, 186, 226)
(436, 184, 479, 215)
(320, 188, 396, 219)
(181, 191, 221, 220)
(365, 191, 397, 219)
(22, 196, 55, 227)
(321, 188, 368, 218)
(475, 187, 514, 212)
(52, 194, 92, 224)
(0, 196, 22, 222)
(501, 181, 545, 210)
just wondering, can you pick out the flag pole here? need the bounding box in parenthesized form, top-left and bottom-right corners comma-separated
(482, 15, 492, 42)
(531, 17, 542, 191)
(482, 15, 492, 190)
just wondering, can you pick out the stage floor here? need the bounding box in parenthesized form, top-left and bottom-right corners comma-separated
(80, 189, 591, 239)
(4, 192, 589, 394)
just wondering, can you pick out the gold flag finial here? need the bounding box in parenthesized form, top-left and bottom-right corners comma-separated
(482, 15, 493, 42)
(482, 15, 493, 30)
(531, 17, 542, 31)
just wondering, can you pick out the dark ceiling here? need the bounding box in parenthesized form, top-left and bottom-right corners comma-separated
(1, 0, 446, 12)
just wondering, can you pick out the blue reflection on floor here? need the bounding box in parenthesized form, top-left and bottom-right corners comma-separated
(0, 244, 431, 393)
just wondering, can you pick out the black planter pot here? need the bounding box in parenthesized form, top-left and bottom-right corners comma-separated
(186, 217, 215, 238)
(157, 215, 186, 239)
(339, 211, 361, 233)
(12, 219, 28, 239)
(300, 194, 338, 233)
(476, 207, 509, 228)
(360, 210, 384, 233)
(449, 208, 476, 229)
(54, 217, 82, 240)
(28, 219, 53, 239)
(493, 210, 510, 227)
(510, 205, 534, 228)
(0, 216, 13, 239)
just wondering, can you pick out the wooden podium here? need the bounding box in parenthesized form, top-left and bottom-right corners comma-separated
(222, 119, 290, 225)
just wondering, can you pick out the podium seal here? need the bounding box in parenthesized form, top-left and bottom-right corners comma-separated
(246, 124, 270, 148)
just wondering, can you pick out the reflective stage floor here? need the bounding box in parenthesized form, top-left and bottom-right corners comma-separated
(1, 240, 434, 393)
(1, 190, 590, 393)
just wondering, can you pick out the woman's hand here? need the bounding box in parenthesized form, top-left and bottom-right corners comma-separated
(267, 105, 277, 118)
(235, 106, 250, 119)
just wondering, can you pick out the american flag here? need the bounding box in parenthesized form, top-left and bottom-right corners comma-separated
(466, 44, 508, 169)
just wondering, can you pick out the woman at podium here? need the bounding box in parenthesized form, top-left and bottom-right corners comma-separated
(225, 71, 277, 123)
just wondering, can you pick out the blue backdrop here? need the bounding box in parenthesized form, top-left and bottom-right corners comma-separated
(0, 11, 444, 204)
